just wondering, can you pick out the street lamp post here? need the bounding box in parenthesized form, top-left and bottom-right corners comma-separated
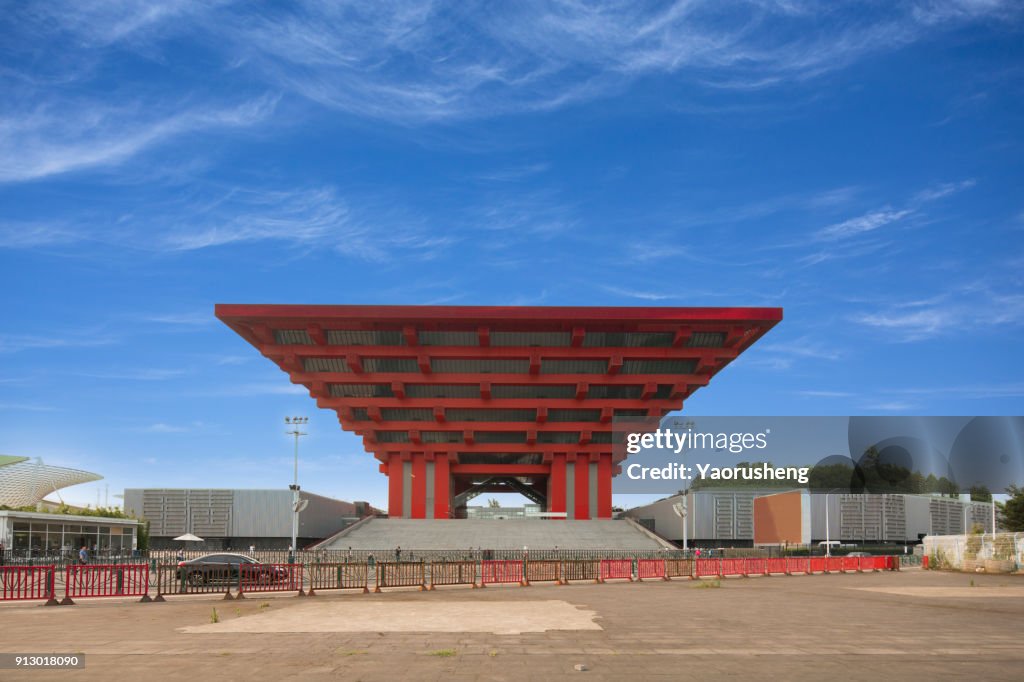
(285, 416, 308, 563)
(823, 488, 847, 557)
(672, 499, 688, 552)
(673, 419, 695, 552)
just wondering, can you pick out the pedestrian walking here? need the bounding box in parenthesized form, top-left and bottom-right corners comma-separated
(78, 544, 89, 565)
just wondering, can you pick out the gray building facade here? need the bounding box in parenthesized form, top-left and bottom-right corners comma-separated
(625, 490, 996, 547)
(124, 488, 373, 550)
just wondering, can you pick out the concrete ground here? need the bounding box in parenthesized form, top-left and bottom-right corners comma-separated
(1, 569, 1022, 681)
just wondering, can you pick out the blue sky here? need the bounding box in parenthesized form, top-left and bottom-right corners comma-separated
(1, 1, 1022, 511)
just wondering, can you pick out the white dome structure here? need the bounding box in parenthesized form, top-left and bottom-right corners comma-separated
(0, 455, 102, 507)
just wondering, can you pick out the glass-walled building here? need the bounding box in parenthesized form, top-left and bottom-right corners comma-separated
(0, 510, 139, 557)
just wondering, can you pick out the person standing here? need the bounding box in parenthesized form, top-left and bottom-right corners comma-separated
(395, 545, 401, 562)
(78, 544, 89, 565)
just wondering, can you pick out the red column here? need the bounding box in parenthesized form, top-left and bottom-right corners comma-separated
(433, 453, 450, 519)
(597, 453, 612, 519)
(574, 453, 590, 520)
(411, 454, 426, 519)
(549, 453, 566, 516)
(387, 453, 403, 518)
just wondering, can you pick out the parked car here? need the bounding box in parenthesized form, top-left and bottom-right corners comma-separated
(845, 551, 872, 557)
(175, 553, 289, 586)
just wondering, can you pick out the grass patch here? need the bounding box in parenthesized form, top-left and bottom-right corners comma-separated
(429, 649, 457, 658)
(259, 602, 271, 609)
(340, 650, 368, 657)
(692, 579, 722, 589)
(210, 607, 219, 623)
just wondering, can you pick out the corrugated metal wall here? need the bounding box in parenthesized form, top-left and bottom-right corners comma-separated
(125, 488, 357, 540)
(626, 490, 992, 545)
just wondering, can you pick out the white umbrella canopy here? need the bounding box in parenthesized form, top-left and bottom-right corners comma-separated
(173, 533, 205, 542)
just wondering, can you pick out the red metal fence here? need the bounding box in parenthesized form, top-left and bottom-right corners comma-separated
(63, 564, 150, 604)
(561, 559, 600, 583)
(636, 558, 667, 581)
(154, 563, 235, 601)
(429, 561, 477, 589)
(308, 563, 369, 595)
(695, 558, 720, 578)
(238, 563, 303, 597)
(481, 560, 525, 586)
(524, 560, 561, 585)
(1, 554, 904, 606)
(666, 558, 692, 579)
(599, 558, 633, 582)
(1, 566, 57, 604)
(375, 562, 425, 592)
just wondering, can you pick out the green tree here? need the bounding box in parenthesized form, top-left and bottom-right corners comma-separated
(969, 485, 992, 502)
(997, 484, 1024, 532)
(137, 519, 151, 552)
(487, 498, 501, 508)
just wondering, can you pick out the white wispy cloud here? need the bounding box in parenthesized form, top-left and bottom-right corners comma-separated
(0, 95, 278, 183)
(152, 185, 458, 261)
(138, 422, 190, 434)
(860, 400, 918, 411)
(78, 368, 187, 381)
(853, 308, 956, 340)
(473, 163, 550, 183)
(814, 209, 913, 241)
(852, 280, 1024, 341)
(28, 0, 213, 48)
(0, 331, 118, 354)
(199, 382, 309, 397)
(760, 336, 842, 361)
(792, 381, 1024, 408)
(813, 179, 976, 242)
(0, 221, 81, 248)
(2, 184, 457, 262)
(912, 179, 977, 203)
(599, 285, 676, 301)
(10, 2, 1019, 125)
(795, 390, 856, 398)
(143, 311, 215, 326)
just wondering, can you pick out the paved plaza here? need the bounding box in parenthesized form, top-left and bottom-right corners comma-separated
(1, 569, 1022, 680)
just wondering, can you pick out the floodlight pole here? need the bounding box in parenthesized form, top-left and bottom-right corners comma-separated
(681, 420, 694, 552)
(824, 488, 845, 557)
(991, 499, 997, 537)
(285, 416, 308, 564)
(682, 492, 688, 552)
(825, 494, 829, 556)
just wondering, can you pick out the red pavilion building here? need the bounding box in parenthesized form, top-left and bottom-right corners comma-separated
(216, 305, 782, 519)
